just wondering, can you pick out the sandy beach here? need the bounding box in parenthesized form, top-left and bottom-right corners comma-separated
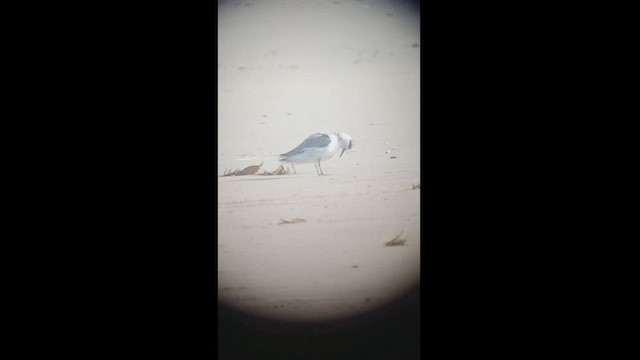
(218, 0, 420, 325)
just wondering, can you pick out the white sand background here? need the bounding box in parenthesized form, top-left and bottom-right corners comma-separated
(218, 0, 420, 322)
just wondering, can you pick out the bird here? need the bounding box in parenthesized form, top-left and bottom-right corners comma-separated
(279, 131, 354, 175)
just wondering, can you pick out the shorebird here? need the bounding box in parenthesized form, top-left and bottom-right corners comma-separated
(279, 131, 354, 175)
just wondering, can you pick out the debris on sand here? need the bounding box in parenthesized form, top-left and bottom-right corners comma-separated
(222, 163, 296, 176)
(385, 231, 407, 246)
(278, 218, 306, 225)
(412, 183, 421, 190)
(262, 164, 291, 175)
(222, 168, 239, 176)
(236, 162, 263, 175)
(221, 162, 263, 176)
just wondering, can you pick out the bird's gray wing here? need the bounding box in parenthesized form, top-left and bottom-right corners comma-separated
(280, 133, 331, 156)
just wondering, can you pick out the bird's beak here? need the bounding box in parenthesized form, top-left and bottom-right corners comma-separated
(339, 148, 346, 158)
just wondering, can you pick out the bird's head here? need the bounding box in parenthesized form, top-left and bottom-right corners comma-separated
(338, 133, 354, 158)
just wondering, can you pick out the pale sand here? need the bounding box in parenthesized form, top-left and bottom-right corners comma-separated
(218, 0, 420, 322)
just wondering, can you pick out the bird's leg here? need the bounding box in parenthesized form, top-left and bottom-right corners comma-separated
(317, 160, 324, 175)
(291, 164, 296, 174)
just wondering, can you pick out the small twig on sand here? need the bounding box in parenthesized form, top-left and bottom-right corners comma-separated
(278, 218, 306, 225)
(385, 231, 407, 246)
